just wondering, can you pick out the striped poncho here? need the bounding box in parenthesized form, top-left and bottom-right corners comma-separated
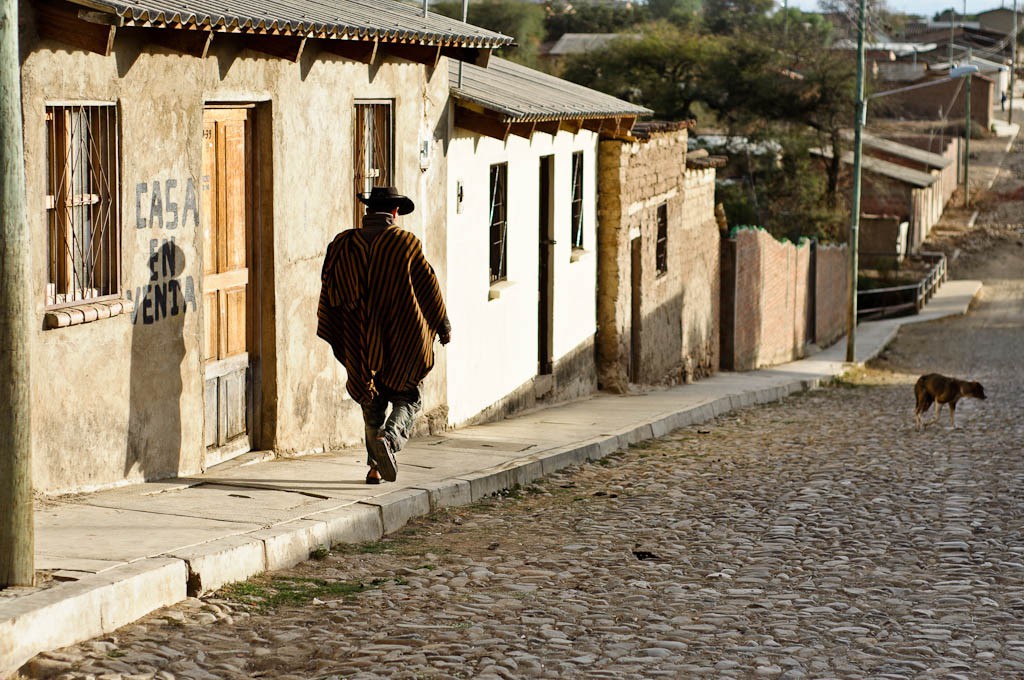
(317, 216, 450, 406)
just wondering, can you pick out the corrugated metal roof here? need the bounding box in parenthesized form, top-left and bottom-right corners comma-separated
(449, 56, 651, 122)
(68, 0, 513, 47)
(843, 131, 952, 170)
(546, 33, 632, 56)
(813, 148, 936, 188)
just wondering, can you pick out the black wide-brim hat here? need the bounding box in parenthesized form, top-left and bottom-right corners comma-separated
(358, 186, 415, 215)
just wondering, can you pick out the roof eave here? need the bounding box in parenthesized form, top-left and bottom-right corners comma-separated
(63, 0, 514, 49)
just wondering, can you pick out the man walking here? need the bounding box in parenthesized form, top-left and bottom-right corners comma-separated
(317, 187, 451, 484)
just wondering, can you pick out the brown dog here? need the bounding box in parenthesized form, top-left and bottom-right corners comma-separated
(914, 373, 986, 430)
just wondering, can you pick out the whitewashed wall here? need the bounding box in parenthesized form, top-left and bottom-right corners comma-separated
(444, 126, 598, 425)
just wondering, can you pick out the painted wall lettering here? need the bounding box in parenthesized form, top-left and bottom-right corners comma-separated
(130, 176, 199, 325)
(136, 177, 199, 230)
(127, 237, 197, 325)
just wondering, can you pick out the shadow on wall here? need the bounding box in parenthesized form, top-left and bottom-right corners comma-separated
(599, 288, 721, 391)
(453, 336, 598, 429)
(720, 234, 763, 372)
(126, 239, 190, 479)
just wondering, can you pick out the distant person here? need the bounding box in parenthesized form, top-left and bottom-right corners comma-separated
(1002, 91, 1007, 111)
(317, 186, 451, 484)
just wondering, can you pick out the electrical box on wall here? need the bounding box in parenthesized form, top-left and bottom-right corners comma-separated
(456, 180, 464, 214)
(419, 139, 431, 170)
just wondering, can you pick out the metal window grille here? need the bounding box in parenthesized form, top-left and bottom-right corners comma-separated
(45, 103, 121, 307)
(570, 151, 584, 249)
(489, 163, 508, 283)
(656, 203, 668, 274)
(354, 101, 394, 224)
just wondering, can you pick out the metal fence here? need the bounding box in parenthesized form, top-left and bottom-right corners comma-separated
(856, 251, 947, 321)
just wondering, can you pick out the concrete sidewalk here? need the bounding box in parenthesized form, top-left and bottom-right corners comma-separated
(0, 280, 982, 676)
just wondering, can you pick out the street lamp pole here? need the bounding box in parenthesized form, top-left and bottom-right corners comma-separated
(846, 0, 868, 363)
(1011, 0, 1018, 126)
(965, 48, 972, 208)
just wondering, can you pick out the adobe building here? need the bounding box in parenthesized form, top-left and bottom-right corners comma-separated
(596, 121, 722, 392)
(19, 0, 510, 494)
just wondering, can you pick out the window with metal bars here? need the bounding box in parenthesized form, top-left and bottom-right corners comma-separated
(45, 103, 121, 307)
(489, 163, 508, 283)
(570, 151, 584, 250)
(354, 101, 394, 224)
(656, 203, 669, 274)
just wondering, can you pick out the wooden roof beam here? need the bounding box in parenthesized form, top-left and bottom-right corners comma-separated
(35, 0, 119, 56)
(454, 106, 509, 141)
(244, 33, 306, 62)
(560, 118, 584, 134)
(386, 43, 443, 68)
(123, 26, 214, 58)
(535, 120, 561, 136)
(320, 39, 378, 64)
(440, 45, 492, 67)
(582, 118, 606, 133)
(614, 116, 638, 137)
(508, 121, 536, 139)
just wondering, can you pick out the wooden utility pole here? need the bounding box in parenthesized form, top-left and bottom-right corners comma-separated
(0, 0, 35, 588)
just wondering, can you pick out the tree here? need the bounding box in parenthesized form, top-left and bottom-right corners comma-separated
(700, 13, 856, 207)
(555, 5, 855, 240)
(542, 1, 651, 40)
(818, 0, 901, 41)
(560, 21, 717, 120)
(701, 0, 774, 35)
(714, 130, 844, 242)
(431, 0, 547, 67)
(647, 0, 700, 28)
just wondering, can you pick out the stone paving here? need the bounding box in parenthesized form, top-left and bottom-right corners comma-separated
(16, 118, 1024, 680)
(17, 261, 1024, 679)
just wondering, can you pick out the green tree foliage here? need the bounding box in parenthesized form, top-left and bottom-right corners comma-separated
(701, 0, 774, 35)
(561, 21, 717, 120)
(431, 0, 547, 67)
(697, 10, 854, 236)
(647, 0, 701, 27)
(542, 1, 652, 40)
(716, 130, 846, 242)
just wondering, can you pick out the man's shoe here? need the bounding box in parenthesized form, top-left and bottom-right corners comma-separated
(365, 466, 382, 485)
(371, 435, 397, 482)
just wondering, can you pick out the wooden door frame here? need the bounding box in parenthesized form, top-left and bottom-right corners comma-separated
(201, 103, 266, 465)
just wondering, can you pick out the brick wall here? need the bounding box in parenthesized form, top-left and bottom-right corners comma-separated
(721, 229, 848, 371)
(860, 214, 906, 264)
(597, 126, 720, 391)
(814, 243, 850, 349)
(886, 74, 993, 129)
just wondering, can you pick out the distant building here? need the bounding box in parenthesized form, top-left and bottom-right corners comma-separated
(541, 32, 638, 73)
(977, 7, 1024, 36)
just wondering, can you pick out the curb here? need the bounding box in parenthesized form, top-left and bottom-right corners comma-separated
(2, 560, 186, 677)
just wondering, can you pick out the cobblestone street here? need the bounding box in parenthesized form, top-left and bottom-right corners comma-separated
(19, 138, 1024, 680)
(22, 234, 1024, 680)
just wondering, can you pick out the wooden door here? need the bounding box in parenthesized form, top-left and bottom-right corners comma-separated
(629, 236, 643, 383)
(201, 107, 254, 466)
(537, 155, 554, 376)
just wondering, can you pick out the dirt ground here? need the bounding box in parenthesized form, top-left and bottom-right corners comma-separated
(866, 132, 1024, 386)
